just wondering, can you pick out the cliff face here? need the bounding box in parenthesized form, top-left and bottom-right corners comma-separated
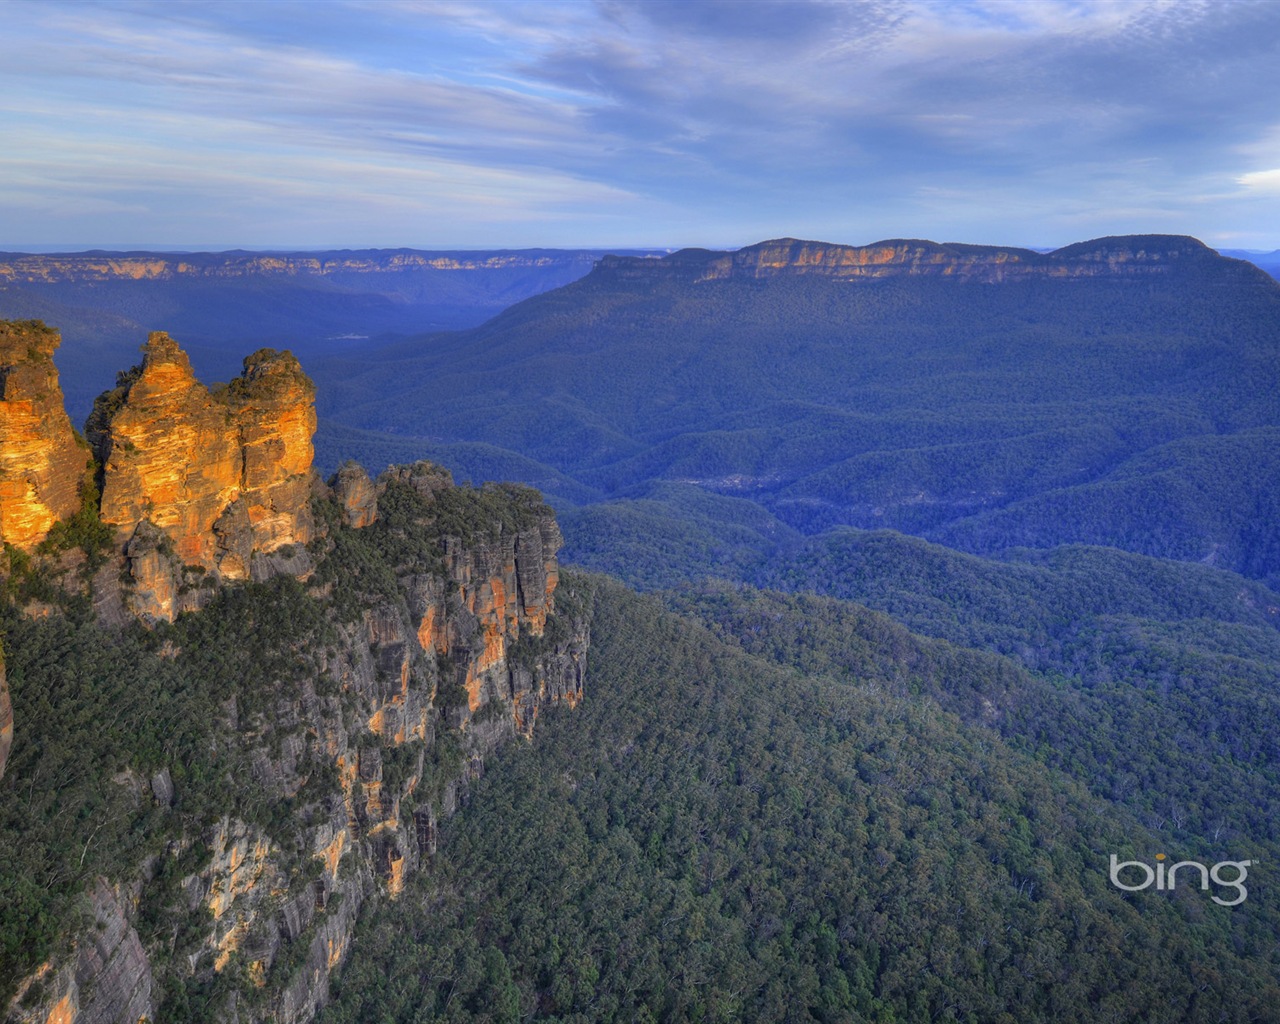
(6, 473, 587, 1024)
(0, 322, 91, 549)
(384, 463, 578, 740)
(7, 880, 155, 1024)
(594, 234, 1232, 285)
(1, 326, 587, 1024)
(89, 332, 316, 620)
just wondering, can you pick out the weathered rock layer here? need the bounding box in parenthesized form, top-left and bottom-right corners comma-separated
(0, 250, 592, 284)
(88, 331, 316, 619)
(0, 321, 91, 549)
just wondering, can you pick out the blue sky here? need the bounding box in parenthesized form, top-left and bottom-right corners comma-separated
(2, 0, 1279, 251)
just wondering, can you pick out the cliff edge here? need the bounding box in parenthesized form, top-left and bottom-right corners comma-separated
(0, 323, 588, 1024)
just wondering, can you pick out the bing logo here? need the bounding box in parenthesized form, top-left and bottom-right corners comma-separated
(1109, 853, 1252, 906)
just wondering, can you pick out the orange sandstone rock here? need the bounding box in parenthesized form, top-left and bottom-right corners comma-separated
(0, 321, 91, 549)
(44, 992, 74, 1024)
(331, 462, 378, 528)
(226, 348, 317, 558)
(88, 332, 316, 615)
(93, 332, 242, 567)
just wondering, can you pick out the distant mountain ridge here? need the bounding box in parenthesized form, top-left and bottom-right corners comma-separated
(598, 233, 1235, 284)
(0, 246, 662, 423)
(0, 247, 629, 284)
(310, 233, 1280, 588)
(1219, 247, 1280, 281)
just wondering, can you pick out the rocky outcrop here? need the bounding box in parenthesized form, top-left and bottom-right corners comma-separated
(88, 332, 315, 619)
(434, 519, 569, 726)
(595, 234, 1232, 286)
(0, 321, 91, 549)
(331, 462, 378, 528)
(381, 462, 579, 740)
(1, 322, 589, 1024)
(227, 348, 318, 562)
(7, 879, 154, 1024)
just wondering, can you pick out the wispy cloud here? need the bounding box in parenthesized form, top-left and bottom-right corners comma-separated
(2, 0, 1278, 248)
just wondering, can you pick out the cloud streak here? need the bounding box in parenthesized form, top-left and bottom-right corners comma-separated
(2, 0, 1278, 248)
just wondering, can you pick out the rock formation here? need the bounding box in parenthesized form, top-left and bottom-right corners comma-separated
(382, 463, 577, 740)
(1, 323, 588, 1024)
(226, 347, 318, 559)
(87, 331, 316, 619)
(331, 461, 378, 528)
(0, 321, 91, 549)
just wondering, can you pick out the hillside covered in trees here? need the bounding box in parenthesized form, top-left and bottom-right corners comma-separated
(4, 229, 1280, 1022)
(310, 235, 1280, 590)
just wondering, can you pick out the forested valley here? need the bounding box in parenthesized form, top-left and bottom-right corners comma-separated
(4, 236, 1279, 1022)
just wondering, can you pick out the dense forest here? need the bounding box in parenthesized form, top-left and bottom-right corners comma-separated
(320, 577, 1280, 1024)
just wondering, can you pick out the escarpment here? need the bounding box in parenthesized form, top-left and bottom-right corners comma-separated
(1, 322, 589, 1024)
(594, 233, 1245, 285)
(0, 249, 596, 285)
(376, 462, 575, 741)
(0, 321, 91, 550)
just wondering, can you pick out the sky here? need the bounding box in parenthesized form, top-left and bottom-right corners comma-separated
(2, 0, 1279, 252)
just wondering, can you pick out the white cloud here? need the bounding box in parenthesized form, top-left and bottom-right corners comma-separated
(1238, 169, 1280, 194)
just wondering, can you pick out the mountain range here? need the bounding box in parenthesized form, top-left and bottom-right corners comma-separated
(0, 247, 662, 425)
(304, 235, 1280, 590)
(2, 232, 1279, 1023)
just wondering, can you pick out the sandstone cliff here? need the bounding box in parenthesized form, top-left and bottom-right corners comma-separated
(595, 234, 1237, 285)
(87, 332, 316, 620)
(1, 326, 588, 1024)
(5, 468, 587, 1024)
(0, 321, 91, 549)
(377, 462, 578, 741)
(6, 880, 154, 1024)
